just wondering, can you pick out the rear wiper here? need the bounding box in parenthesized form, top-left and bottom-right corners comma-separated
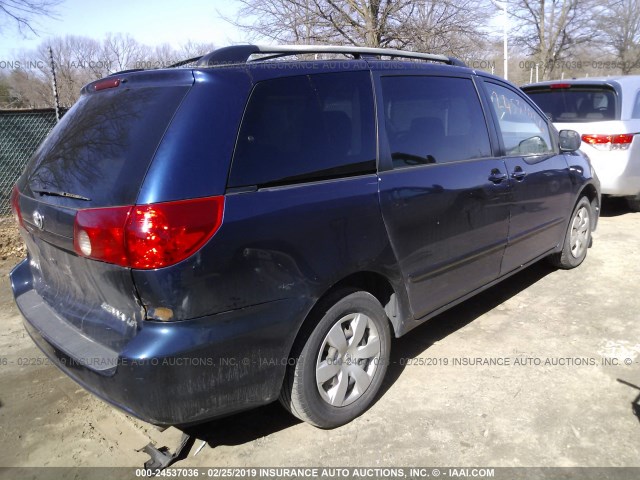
(32, 189, 91, 201)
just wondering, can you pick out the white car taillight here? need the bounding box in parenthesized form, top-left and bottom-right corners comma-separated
(581, 133, 634, 151)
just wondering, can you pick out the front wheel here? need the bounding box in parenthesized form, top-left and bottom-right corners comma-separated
(548, 196, 593, 269)
(279, 290, 391, 428)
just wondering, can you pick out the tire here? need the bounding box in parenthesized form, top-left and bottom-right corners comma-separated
(627, 196, 640, 212)
(548, 196, 593, 269)
(279, 289, 391, 429)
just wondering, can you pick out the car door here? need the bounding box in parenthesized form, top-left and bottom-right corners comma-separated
(480, 80, 574, 275)
(375, 73, 511, 321)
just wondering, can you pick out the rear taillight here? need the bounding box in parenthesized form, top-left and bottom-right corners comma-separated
(74, 196, 225, 269)
(75, 205, 131, 265)
(125, 198, 225, 269)
(10, 186, 24, 228)
(581, 133, 634, 151)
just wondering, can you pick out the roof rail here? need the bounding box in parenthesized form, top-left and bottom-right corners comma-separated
(193, 44, 466, 68)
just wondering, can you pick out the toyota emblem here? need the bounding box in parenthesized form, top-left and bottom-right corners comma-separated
(32, 210, 44, 230)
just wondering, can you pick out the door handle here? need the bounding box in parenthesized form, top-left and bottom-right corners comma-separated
(488, 169, 508, 184)
(511, 166, 527, 181)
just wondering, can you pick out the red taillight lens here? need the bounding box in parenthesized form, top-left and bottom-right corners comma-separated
(10, 186, 24, 228)
(125, 197, 225, 269)
(581, 133, 634, 151)
(74, 196, 225, 269)
(94, 78, 121, 91)
(550, 83, 572, 89)
(74, 205, 131, 266)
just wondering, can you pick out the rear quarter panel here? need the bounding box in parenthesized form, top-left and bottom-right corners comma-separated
(131, 176, 403, 338)
(134, 64, 408, 337)
(136, 69, 254, 203)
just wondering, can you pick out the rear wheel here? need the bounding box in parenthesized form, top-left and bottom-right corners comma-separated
(279, 290, 391, 428)
(627, 195, 640, 212)
(548, 196, 593, 269)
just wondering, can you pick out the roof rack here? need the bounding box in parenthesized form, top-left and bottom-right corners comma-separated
(192, 44, 466, 68)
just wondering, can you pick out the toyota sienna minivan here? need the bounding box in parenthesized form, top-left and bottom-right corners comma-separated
(10, 45, 600, 429)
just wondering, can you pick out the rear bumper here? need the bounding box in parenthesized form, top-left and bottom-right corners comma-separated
(584, 145, 640, 196)
(11, 259, 307, 426)
(600, 176, 640, 197)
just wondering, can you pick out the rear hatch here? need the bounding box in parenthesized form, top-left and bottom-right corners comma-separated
(523, 82, 621, 125)
(523, 82, 639, 153)
(523, 82, 628, 136)
(14, 69, 194, 353)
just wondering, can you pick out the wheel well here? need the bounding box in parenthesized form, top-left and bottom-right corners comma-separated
(328, 271, 396, 315)
(580, 183, 598, 205)
(579, 183, 600, 229)
(293, 271, 402, 348)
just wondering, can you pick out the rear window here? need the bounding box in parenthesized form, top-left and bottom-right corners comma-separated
(229, 71, 376, 188)
(23, 84, 190, 207)
(524, 85, 619, 122)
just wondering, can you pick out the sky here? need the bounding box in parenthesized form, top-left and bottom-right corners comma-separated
(0, 0, 249, 59)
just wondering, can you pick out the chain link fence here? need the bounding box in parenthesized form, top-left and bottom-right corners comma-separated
(0, 109, 64, 216)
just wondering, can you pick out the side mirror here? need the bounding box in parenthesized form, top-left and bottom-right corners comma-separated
(559, 130, 581, 152)
(518, 135, 548, 155)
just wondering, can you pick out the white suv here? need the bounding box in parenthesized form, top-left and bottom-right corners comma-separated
(523, 76, 640, 211)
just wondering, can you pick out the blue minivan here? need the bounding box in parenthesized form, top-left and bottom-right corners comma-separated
(10, 45, 600, 429)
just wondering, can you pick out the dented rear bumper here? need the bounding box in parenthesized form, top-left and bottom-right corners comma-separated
(11, 258, 307, 426)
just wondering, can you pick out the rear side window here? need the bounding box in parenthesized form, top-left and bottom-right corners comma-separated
(486, 83, 554, 156)
(23, 85, 190, 207)
(525, 85, 619, 122)
(229, 71, 376, 188)
(632, 91, 640, 119)
(380, 76, 491, 168)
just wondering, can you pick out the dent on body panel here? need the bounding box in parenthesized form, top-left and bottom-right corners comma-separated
(23, 233, 144, 349)
(386, 168, 509, 275)
(133, 179, 386, 321)
(117, 300, 307, 423)
(131, 237, 313, 320)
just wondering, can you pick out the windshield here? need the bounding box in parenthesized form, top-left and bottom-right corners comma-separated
(524, 85, 619, 123)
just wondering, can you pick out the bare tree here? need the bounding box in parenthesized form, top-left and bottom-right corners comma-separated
(225, 0, 488, 54)
(509, 0, 601, 80)
(4, 68, 50, 107)
(35, 36, 107, 106)
(0, 0, 61, 35)
(226, 0, 400, 47)
(598, 0, 640, 74)
(1, 34, 215, 108)
(310, 0, 410, 47)
(402, 0, 493, 58)
(147, 43, 178, 68)
(178, 40, 217, 59)
(233, 0, 319, 44)
(102, 33, 147, 72)
(0, 72, 28, 107)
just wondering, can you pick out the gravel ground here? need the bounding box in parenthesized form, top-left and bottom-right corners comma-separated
(0, 218, 26, 261)
(0, 199, 639, 472)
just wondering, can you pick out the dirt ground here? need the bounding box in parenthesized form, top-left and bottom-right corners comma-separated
(0, 219, 26, 261)
(1, 199, 640, 471)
